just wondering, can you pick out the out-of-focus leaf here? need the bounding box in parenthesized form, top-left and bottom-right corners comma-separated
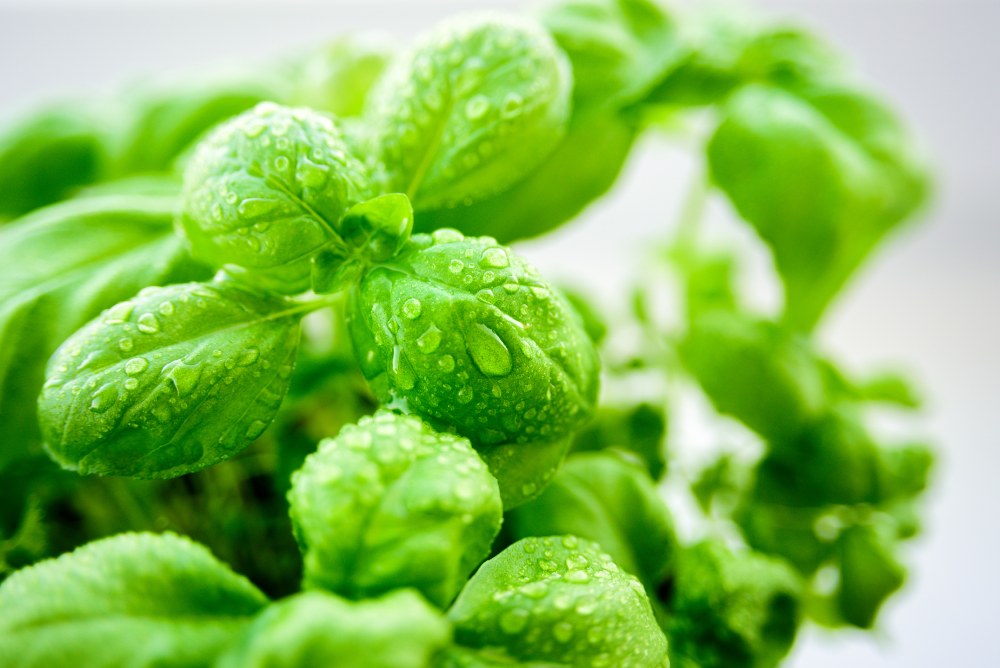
(570, 402, 668, 480)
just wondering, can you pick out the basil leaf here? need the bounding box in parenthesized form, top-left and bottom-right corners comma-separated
(835, 522, 906, 629)
(38, 280, 302, 478)
(569, 402, 667, 480)
(348, 230, 599, 504)
(413, 112, 636, 243)
(0, 103, 108, 220)
(708, 83, 929, 330)
(180, 103, 373, 294)
(0, 190, 208, 472)
(288, 411, 502, 607)
(667, 540, 802, 668)
(0, 532, 267, 668)
(509, 452, 677, 592)
(449, 536, 668, 667)
(543, 0, 682, 115)
(217, 590, 451, 668)
(367, 14, 572, 211)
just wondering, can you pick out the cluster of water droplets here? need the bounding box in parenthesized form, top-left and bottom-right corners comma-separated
(39, 281, 299, 476)
(451, 535, 669, 667)
(371, 14, 571, 210)
(289, 410, 502, 605)
(180, 102, 371, 291)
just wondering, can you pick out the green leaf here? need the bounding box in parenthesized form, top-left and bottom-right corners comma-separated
(667, 540, 802, 668)
(348, 230, 600, 503)
(449, 536, 668, 667)
(570, 402, 667, 479)
(288, 411, 502, 607)
(0, 532, 267, 668)
(38, 280, 302, 478)
(216, 590, 451, 668)
(0, 190, 208, 472)
(282, 34, 395, 118)
(367, 14, 572, 211)
(438, 646, 565, 667)
(414, 112, 636, 243)
(509, 452, 677, 592)
(678, 309, 826, 445)
(311, 193, 414, 294)
(835, 522, 906, 628)
(113, 79, 280, 175)
(180, 103, 373, 294)
(543, 0, 682, 115)
(708, 83, 928, 330)
(0, 103, 108, 220)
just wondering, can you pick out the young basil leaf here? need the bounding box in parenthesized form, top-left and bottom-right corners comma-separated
(542, 0, 682, 115)
(678, 309, 826, 446)
(449, 535, 668, 667)
(0, 190, 209, 473)
(0, 103, 109, 220)
(475, 436, 572, 509)
(413, 112, 636, 243)
(366, 14, 572, 211)
(708, 83, 929, 330)
(667, 540, 802, 668)
(569, 402, 667, 479)
(437, 646, 565, 667)
(113, 79, 280, 176)
(311, 193, 414, 294)
(348, 231, 600, 500)
(509, 452, 677, 593)
(282, 34, 395, 118)
(835, 521, 906, 629)
(180, 103, 373, 294)
(0, 532, 267, 668)
(216, 590, 451, 668)
(38, 280, 302, 478)
(288, 411, 502, 607)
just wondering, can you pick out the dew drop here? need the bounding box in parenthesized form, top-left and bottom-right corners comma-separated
(245, 420, 268, 440)
(466, 323, 512, 377)
(123, 378, 139, 391)
(457, 386, 474, 404)
(118, 338, 134, 353)
(553, 622, 574, 643)
(402, 298, 422, 319)
(499, 609, 529, 634)
(89, 384, 117, 414)
(448, 259, 465, 274)
(164, 361, 202, 398)
(501, 92, 524, 119)
(106, 301, 135, 324)
(416, 326, 442, 353)
(158, 301, 175, 317)
(432, 228, 464, 244)
(465, 95, 491, 120)
(237, 347, 260, 367)
(273, 156, 290, 171)
(124, 357, 149, 375)
(437, 354, 456, 372)
(137, 313, 160, 334)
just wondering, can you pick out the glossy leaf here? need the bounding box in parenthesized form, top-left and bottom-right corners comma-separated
(288, 411, 502, 607)
(0, 190, 208, 472)
(0, 532, 267, 668)
(367, 14, 572, 211)
(217, 590, 451, 668)
(543, 0, 681, 114)
(180, 103, 372, 293)
(667, 540, 802, 668)
(38, 280, 302, 478)
(449, 536, 669, 667)
(708, 84, 929, 330)
(311, 193, 414, 294)
(413, 112, 636, 243)
(509, 452, 677, 591)
(348, 230, 600, 503)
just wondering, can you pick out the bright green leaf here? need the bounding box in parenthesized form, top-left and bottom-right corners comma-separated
(367, 14, 572, 211)
(450, 536, 668, 667)
(288, 411, 502, 607)
(0, 532, 267, 668)
(38, 280, 302, 478)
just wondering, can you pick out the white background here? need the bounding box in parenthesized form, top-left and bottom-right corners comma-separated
(1, 1, 997, 666)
